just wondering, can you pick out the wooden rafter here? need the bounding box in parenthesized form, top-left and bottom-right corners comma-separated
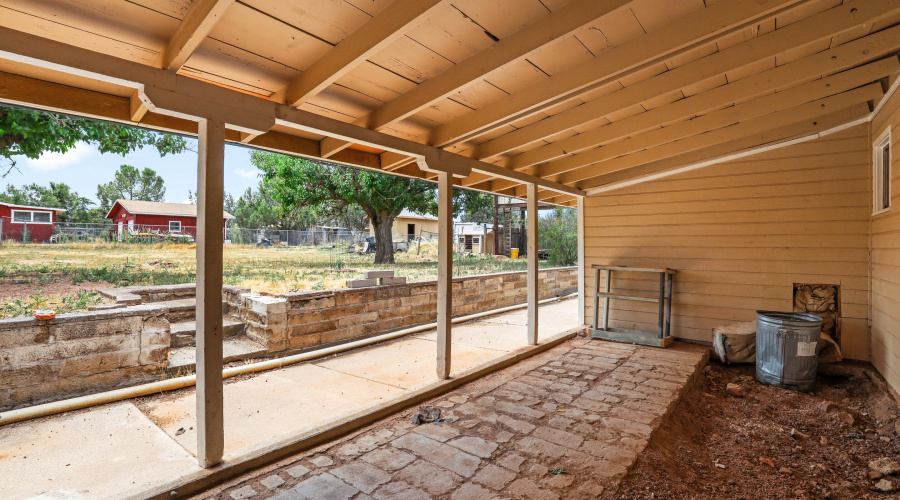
(283, 0, 448, 108)
(320, 0, 635, 157)
(554, 85, 882, 186)
(427, 0, 812, 149)
(155, 0, 235, 71)
(510, 36, 900, 172)
(472, 0, 900, 161)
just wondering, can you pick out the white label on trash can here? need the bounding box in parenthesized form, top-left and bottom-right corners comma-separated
(796, 341, 817, 357)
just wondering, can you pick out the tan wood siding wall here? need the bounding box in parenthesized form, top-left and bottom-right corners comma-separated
(871, 88, 900, 395)
(582, 125, 871, 361)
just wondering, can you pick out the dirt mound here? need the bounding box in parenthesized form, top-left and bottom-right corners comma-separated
(611, 362, 900, 499)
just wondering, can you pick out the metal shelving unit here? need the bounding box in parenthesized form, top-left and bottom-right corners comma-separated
(591, 264, 676, 348)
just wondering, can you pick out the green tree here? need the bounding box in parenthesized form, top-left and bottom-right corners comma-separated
(454, 190, 494, 224)
(0, 105, 189, 177)
(0, 182, 103, 223)
(254, 152, 436, 264)
(96, 165, 166, 211)
(538, 207, 578, 266)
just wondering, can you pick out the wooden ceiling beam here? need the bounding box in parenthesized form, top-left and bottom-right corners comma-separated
(427, 0, 811, 149)
(534, 64, 895, 180)
(320, 0, 634, 157)
(155, 0, 235, 71)
(472, 0, 900, 160)
(581, 113, 871, 193)
(570, 97, 875, 188)
(511, 33, 900, 172)
(284, 0, 448, 108)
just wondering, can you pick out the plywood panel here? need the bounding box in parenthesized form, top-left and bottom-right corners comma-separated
(582, 125, 872, 360)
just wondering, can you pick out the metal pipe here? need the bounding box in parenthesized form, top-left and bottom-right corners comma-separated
(0, 292, 577, 426)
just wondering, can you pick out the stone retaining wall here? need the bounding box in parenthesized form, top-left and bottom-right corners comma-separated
(0, 305, 170, 411)
(242, 267, 577, 353)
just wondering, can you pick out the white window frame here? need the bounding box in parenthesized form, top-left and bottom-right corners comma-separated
(169, 221, 182, 232)
(874, 127, 892, 215)
(11, 210, 52, 224)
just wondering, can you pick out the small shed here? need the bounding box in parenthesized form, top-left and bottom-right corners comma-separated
(0, 202, 66, 243)
(105, 199, 234, 238)
(369, 209, 438, 241)
(455, 222, 493, 254)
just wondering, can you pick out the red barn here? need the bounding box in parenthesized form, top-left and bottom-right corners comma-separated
(0, 202, 66, 243)
(105, 199, 233, 238)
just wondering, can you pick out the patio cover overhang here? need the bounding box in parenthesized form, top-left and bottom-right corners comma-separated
(1, 0, 900, 468)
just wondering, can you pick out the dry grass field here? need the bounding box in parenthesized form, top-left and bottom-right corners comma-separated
(0, 241, 543, 318)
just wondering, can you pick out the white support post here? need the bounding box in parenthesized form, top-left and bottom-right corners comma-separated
(195, 118, 225, 468)
(527, 182, 538, 345)
(436, 170, 453, 379)
(577, 196, 585, 325)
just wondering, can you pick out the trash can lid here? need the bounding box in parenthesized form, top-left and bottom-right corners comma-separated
(756, 310, 822, 325)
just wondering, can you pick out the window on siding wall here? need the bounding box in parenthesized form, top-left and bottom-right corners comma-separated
(169, 221, 181, 232)
(874, 128, 892, 214)
(11, 210, 52, 223)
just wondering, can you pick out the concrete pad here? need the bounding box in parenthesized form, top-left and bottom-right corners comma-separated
(0, 402, 200, 499)
(475, 299, 578, 329)
(142, 364, 406, 458)
(315, 337, 504, 389)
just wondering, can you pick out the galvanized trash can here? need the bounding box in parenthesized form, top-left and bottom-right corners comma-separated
(756, 311, 822, 392)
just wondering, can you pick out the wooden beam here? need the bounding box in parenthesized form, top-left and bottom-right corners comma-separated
(511, 41, 900, 172)
(427, 0, 810, 148)
(381, 151, 416, 171)
(471, 0, 900, 160)
(436, 170, 453, 379)
(581, 113, 870, 192)
(558, 86, 881, 185)
(527, 182, 538, 346)
(576, 195, 585, 326)
(0, 26, 580, 197)
(366, 0, 633, 131)
(129, 91, 149, 122)
(195, 118, 226, 469)
(155, 0, 235, 71)
(284, 0, 447, 107)
(535, 72, 893, 180)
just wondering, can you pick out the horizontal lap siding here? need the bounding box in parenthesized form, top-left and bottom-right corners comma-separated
(871, 88, 900, 396)
(583, 125, 871, 360)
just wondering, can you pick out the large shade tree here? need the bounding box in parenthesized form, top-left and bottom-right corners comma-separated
(0, 106, 189, 178)
(96, 164, 166, 211)
(254, 152, 437, 264)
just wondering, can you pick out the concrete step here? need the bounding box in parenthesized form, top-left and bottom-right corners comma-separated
(166, 336, 267, 375)
(170, 317, 245, 348)
(157, 298, 229, 323)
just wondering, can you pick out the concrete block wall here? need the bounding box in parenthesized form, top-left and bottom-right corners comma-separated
(278, 267, 577, 352)
(0, 305, 170, 411)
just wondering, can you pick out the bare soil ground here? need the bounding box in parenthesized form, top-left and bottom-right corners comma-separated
(613, 361, 900, 499)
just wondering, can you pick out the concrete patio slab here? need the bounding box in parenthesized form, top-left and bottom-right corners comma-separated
(142, 364, 407, 458)
(0, 402, 201, 499)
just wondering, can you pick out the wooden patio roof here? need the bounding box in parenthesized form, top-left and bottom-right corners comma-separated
(1, 0, 899, 207)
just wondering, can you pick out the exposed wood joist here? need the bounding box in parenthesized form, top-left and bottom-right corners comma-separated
(533, 63, 898, 181)
(472, 0, 900, 161)
(155, 0, 235, 71)
(556, 85, 882, 186)
(283, 0, 448, 108)
(0, 27, 581, 199)
(427, 0, 811, 149)
(509, 33, 900, 172)
(581, 113, 872, 193)
(320, 0, 635, 158)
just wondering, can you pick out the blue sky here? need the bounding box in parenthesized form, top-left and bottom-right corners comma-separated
(1, 141, 262, 205)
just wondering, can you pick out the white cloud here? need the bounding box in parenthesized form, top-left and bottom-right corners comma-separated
(233, 167, 258, 179)
(24, 142, 95, 171)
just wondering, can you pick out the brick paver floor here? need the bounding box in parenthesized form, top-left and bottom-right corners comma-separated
(204, 337, 708, 500)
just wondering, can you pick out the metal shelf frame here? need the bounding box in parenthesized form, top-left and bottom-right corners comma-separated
(591, 264, 676, 348)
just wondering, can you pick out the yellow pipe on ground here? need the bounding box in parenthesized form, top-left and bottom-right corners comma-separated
(0, 292, 577, 426)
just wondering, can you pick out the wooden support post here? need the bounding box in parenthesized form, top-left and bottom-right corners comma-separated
(527, 182, 538, 346)
(195, 118, 225, 468)
(436, 170, 453, 379)
(576, 196, 585, 325)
